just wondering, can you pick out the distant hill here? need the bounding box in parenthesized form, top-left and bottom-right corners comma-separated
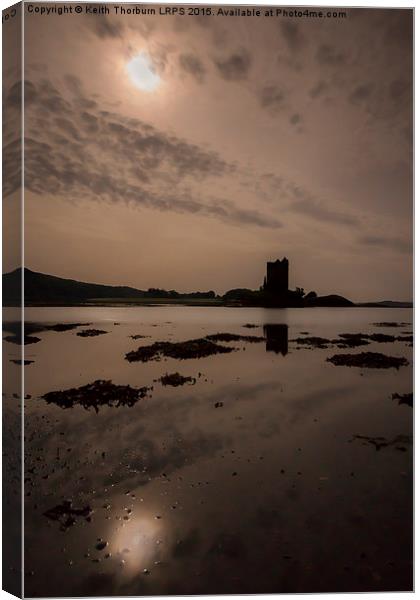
(357, 300, 413, 308)
(3, 268, 218, 305)
(3, 268, 148, 305)
(303, 294, 354, 307)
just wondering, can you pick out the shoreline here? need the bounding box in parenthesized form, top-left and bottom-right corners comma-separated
(3, 301, 414, 309)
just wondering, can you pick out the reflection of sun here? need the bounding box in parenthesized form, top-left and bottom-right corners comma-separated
(111, 514, 163, 572)
(126, 53, 161, 92)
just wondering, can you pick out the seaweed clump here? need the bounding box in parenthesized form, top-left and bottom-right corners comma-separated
(4, 334, 41, 345)
(392, 392, 413, 407)
(292, 336, 331, 349)
(3, 321, 91, 345)
(334, 334, 370, 348)
(76, 329, 108, 337)
(293, 331, 413, 350)
(126, 338, 235, 363)
(44, 501, 93, 531)
(373, 322, 410, 328)
(158, 373, 196, 387)
(206, 333, 265, 343)
(45, 323, 90, 332)
(10, 359, 34, 365)
(42, 379, 150, 412)
(351, 434, 412, 451)
(326, 352, 409, 369)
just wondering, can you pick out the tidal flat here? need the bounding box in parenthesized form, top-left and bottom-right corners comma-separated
(3, 306, 413, 595)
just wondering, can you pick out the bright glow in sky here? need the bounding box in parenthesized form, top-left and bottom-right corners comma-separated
(126, 53, 161, 92)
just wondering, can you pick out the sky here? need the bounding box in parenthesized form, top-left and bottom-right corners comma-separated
(3, 4, 413, 300)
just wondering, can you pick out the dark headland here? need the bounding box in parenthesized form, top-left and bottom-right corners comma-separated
(2, 261, 412, 308)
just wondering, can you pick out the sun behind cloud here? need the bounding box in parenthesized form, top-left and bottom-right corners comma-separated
(126, 52, 161, 92)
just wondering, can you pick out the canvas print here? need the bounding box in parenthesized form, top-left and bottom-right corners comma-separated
(2, 2, 413, 597)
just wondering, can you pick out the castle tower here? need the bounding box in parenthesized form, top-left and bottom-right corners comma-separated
(264, 257, 289, 296)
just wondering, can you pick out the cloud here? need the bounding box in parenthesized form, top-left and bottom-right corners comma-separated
(179, 53, 206, 83)
(316, 44, 346, 66)
(253, 173, 359, 228)
(284, 182, 359, 226)
(214, 49, 251, 81)
(3, 79, 22, 199)
(258, 85, 287, 113)
(6, 77, 282, 230)
(359, 235, 411, 253)
(3, 140, 21, 198)
(90, 14, 123, 39)
(349, 83, 373, 105)
(389, 79, 411, 103)
(280, 22, 304, 52)
(289, 197, 359, 226)
(309, 80, 328, 99)
(290, 113, 302, 125)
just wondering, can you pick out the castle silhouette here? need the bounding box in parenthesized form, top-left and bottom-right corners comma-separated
(262, 257, 289, 296)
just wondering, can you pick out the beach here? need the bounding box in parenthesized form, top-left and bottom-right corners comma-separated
(3, 305, 412, 595)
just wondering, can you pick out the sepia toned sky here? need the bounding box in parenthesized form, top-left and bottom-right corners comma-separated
(3, 4, 413, 300)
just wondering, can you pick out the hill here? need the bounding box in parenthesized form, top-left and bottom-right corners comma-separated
(3, 268, 148, 305)
(357, 300, 413, 308)
(304, 294, 354, 307)
(3, 268, 219, 305)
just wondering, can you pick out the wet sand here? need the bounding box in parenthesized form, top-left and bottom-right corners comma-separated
(3, 306, 412, 595)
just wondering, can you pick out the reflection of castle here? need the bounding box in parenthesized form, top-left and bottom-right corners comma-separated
(263, 324, 288, 356)
(263, 258, 289, 296)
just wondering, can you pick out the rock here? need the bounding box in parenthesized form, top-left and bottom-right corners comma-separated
(326, 352, 409, 369)
(95, 541, 108, 551)
(206, 333, 265, 343)
(41, 380, 151, 412)
(126, 338, 236, 362)
(76, 329, 108, 337)
(44, 501, 92, 531)
(158, 373, 196, 387)
(392, 392, 413, 407)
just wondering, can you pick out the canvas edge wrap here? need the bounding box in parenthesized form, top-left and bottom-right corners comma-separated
(2, 2, 24, 597)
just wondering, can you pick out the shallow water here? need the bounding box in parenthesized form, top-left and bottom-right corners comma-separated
(4, 306, 413, 595)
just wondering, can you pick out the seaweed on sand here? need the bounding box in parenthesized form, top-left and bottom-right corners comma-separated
(41, 379, 151, 412)
(326, 352, 409, 369)
(293, 331, 413, 351)
(4, 334, 41, 345)
(206, 333, 265, 343)
(396, 335, 413, 343)
(76, 329, 108, 337)
(125, 338, 235, 363)
(336, 332, 413, 345)
(373, 322, 411, 328)
(45, 323, 90, 332)
(44, 501, 93, 531)
(334, 334, 370, 348)
(392, 392, 413, 407)
(351, 434, 412, 451)
(10, 359, 34, 365)
(291, 334, 368, 349)
(158, 373, 196, 387)
(292, 336, 331, 349)
(3, 321, 91, 344)
(367, 333, 398, 343)
(3, 321, 45, 343)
